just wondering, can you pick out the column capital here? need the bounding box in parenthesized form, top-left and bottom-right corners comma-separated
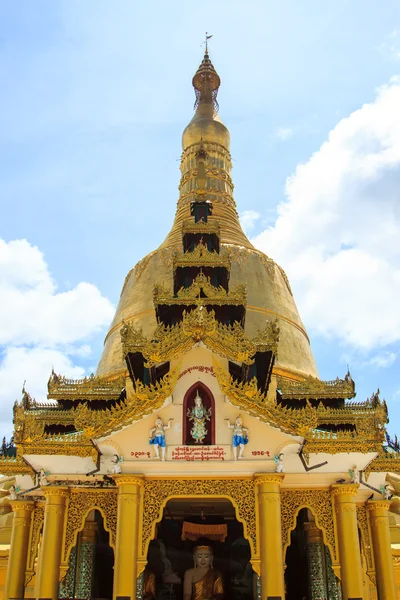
(254, 473, 285, 486)
(366, 500, 391, 514)
(114, 474, 144, 488)
(331, 483, 359, 498)
(10, 500, 35, 513)
(42, 485, 69, 499)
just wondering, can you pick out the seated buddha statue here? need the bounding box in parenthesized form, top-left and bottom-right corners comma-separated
(183, 542, 224, 600)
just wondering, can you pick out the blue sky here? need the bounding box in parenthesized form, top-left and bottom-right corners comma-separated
(0, 0, 400, 437)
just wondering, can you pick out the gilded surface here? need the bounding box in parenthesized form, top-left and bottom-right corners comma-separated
(141, 478, 256, 559)
(154, 272, 246, 307)
(122, 307, 279, 368)
(27, 504, 44, 571)
(277, 372, 355, 400)
(174, 241, 230, 269)
(181, 218, 220, 236)
(280, 490, 337, 563)
(74, 367, 179, 439)
(357, 504, 373, 570)
(213, 358, 318, 437)
(63, 489, 117, 563)
(48, 370, 125, 401)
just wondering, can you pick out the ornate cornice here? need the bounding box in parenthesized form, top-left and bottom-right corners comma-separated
(73, 367, 179, 439)
(277, 372, 355, 401)
(213, 358, 318, 437)
(47, 371, 125, 401)
(0, 456, 34, 477)
(181, 218, 220, 237)
(331, 484, 359, 498)
(254, 473, 285, 486)
(114, 475, 144, 488)
(173, 241, 230, 269)
(366, 501, 391, 513)
(154, 272, 246, 307)
(42, 487, 69, 499)
(121, 307, 278, 368)
(10, 500, 35, 512)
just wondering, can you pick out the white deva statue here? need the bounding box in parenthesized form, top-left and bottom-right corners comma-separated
(274, 453, 285, 473)
(225, 415, 249, 460)
(110, 454, 123, 474)
(149, 416, 173, 461)
(39, 468, 49, 486)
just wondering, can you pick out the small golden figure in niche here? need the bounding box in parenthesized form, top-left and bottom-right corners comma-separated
(183, 542, 224, 600)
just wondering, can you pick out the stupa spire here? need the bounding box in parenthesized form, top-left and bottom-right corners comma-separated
(192, 41, 220, 113)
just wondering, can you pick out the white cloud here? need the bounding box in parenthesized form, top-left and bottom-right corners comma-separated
(0, 239, 114, 346)
(0, 238, 114, 437)
(275, 127, 294, 141)
(252, 77, 400, 350)
(239, 210, 261, 235)
(366, 352, 397, 369)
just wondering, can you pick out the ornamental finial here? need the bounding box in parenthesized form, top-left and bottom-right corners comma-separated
(192, 38, 220, 113)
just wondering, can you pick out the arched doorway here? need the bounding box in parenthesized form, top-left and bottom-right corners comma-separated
(182, 382, 216, 445)
(284, 509, 341, 600)
(143, 497, 256, 600)
(60, 510, 114, 600)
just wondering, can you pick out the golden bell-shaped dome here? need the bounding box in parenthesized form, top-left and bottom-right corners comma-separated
(96, 51, 319, 382)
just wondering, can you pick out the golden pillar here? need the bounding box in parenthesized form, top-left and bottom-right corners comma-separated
(366, 500, 397, 600)
(255, 473, 285, 599)
(113, 475, 143, 600)
(5, 500, 35, 600)
(36, 487, 69, 600)
(331, 484, 363, 600)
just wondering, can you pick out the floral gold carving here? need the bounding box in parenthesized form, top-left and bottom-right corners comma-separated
(281, 490, 337, 563)
(73, 367, 179, 439)
(27, 504, 44, 571)
(140, 478, 256, 559)
(122, 307, 278, 368)
(48, 370, 125, 401)
(63, 490, 117, 564)
(154, 272, 246, 307)
(357, 504, 373, 570)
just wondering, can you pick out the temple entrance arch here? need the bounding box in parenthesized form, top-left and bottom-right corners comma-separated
(182, 382, 215, 445)
(60, 509, 114, 600)
(139, 477, 257, 574)
(142, 495, 256, 600)
(284, 509, 342, 600)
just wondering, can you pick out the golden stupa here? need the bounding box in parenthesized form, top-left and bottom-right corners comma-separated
(97, 50, 318, 381)
(0, 48, 399, 600)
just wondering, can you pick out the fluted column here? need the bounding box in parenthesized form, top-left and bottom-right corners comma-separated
(366, 500, 397, 600)
(113, 475, 143, 600)
(36, 487, 69, 600)
(331, 484, 363, 600)
(255, 473, 285, 600)
(304, 522, 327, 600)
(5, 500, 35, 600)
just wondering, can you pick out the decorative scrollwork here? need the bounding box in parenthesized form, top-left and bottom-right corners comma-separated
(280, 490, 337, 563)
(141, 478, 256, 560)
(73, 367, 179, 439)
(277, 371, 355, 401)
(122, 307, 275, 368)
(213, 358, 317, 437)
(63, 490, 117, 563)
(174, 241, 230, 269)
(153, 272, 246, 307)
(357, 504, 373, 570)
(48, 370, 125, 401)
(27, 504, 44, 571)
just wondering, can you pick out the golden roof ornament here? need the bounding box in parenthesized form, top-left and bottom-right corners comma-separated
(192, 42, 220, 114)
